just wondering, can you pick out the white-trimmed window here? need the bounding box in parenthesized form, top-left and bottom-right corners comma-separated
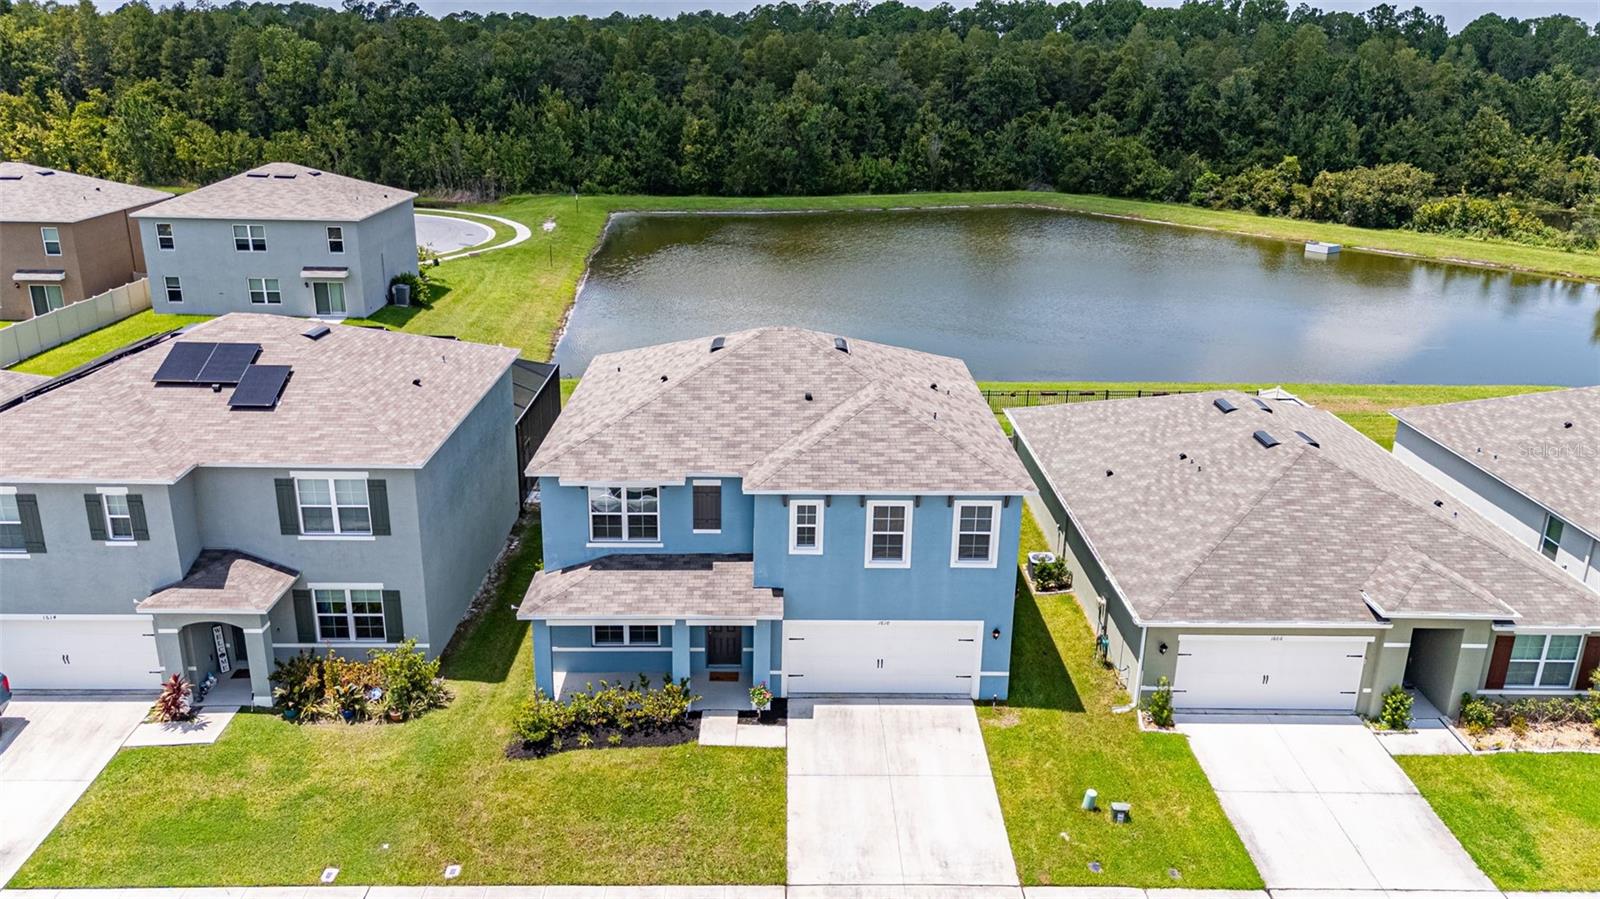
(164, 276, 183, 303)
(155, 223, 174, 250)
(327, 226, 345, 253)
(40, 226, 61, 256)
(592, 624, 661, 646)
(588, 486, 658, 542)
(247, 277, 281, 305)
(1540, 515, 1565, 562)
(313, 587, 386, 641)
(296, 477, 372, 535)
(951, 500, 1001, 567)
(233, 223, 266, 251)
(789, 500, 823, 554)
(0, 494, 24, 553)
(865, 500, 913, 568)
(28, 284, 64, 316)
(1505, 633, 1584, 689)
(102, 493, 135, 541)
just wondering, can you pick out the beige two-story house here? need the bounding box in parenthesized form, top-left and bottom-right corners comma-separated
(0, 162, 171, 321)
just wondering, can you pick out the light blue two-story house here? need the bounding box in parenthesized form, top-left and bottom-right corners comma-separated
(517, 327, 1034, 706)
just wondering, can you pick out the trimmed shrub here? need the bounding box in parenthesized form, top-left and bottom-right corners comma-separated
(269, 640, 447, 724)
(1378, 684, 1413, 731)
(1031, 559, 1072, 592)
(1144, 676, 1174, 729)
(511, 675, 698, 755)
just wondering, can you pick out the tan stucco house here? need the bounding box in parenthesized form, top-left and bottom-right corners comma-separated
(0, 162, 170, 321)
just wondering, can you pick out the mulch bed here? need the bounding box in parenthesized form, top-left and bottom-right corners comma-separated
(737, 698, 787, 726)
(505, 723, 697, 759)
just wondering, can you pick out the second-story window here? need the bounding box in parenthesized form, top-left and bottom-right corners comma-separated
(789, 500, 823, 554)
(865, 500, 913, 568)
(40, 226, 61, 256)
(327, 226, 345, 253)
(297, 477, 372, 535)
(233, 223, 267, 252)
(103, 493, 135, 541)
(247, 277, 282, 305)
(951, 500, 1001, 568)
(156, 223, 174, 250)
(588, 486, 658, 542)
(1540, 515, 1565, 561)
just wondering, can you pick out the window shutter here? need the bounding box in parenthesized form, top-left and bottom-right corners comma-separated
(293, 589, 316, 643)
(274, 479, 299, 535)
(382, 590, 404, 642)
(1579, 635, 1600, 691)
(17, 494, 45, 553)
(693, 483, 721, 531)
(369, 479, 391, 536)
(83, 494, 107, 541)
(1484, 634, 1516, 690)
(126, 494, 150, 541)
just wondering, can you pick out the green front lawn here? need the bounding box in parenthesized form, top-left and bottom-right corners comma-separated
(12, 520, 786, 887)
(1397, 753, 1600, 891)
(978, 510, 1261, 888)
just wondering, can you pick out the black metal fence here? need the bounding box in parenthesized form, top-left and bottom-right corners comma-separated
(982, 387, 1188, 414)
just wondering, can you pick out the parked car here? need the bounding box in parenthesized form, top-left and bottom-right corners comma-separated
(0, 672, 11, 721)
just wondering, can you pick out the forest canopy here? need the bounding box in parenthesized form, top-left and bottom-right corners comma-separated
(3, 0, 1599, 231)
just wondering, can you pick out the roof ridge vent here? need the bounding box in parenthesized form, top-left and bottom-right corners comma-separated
(833, 337, 849, 354)
(709, 336, 726, 353)
(245, 172, 270, 178)
(1213, 398, 1237, 414)
(1253, 430, 1280, 448)
(1294, 430, 1320, 448)
(1252, 398, 1273, 412)
(302, 324, 331, 341)
(272, 173, 296, 179)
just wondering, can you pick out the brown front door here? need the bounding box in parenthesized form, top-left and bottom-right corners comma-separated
(706, 626, 742, 667)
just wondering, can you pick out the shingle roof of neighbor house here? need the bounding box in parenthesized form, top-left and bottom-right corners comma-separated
(0, 369, 49, 406)
(137, 550, 299, 614)
(0, 162, 171, 223)
(530, 327, 1033, 495)
(518, 554, 783, 620)
(1008, 392, 1600, 628)
(130, 162, 415, 222)
(1393, 386, 1600, 540)
(0, 314, 517, 483)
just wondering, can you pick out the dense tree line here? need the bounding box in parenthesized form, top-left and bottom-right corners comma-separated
(4, 0, 1600, 239)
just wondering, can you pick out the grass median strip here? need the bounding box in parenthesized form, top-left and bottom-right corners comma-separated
(11, 520, 786, 888)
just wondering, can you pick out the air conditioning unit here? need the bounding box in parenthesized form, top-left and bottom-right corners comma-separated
(391, 283, 411, 307)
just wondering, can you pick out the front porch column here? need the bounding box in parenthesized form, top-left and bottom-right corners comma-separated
(671, 619, 691, 685)
(241, 626, 273, 707)
(533, 620, 554, 696)
(752, 620, 772, 697)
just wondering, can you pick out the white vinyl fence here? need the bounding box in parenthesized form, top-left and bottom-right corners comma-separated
(0, 278, 150, 368)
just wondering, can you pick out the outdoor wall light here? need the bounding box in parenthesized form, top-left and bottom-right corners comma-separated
(991, 627, 1002, 640)
(1158, 642, 1169, 655)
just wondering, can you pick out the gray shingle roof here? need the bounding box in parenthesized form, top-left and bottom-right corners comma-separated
(0, 314, 518, 483)
(130, 163, 415, 222)
(517, 554, 783, 620)
(1009, 392, 1600, 628)
(0, 369, 49, 406)
(138, 550, 298, 614)
(1393, 386, 1600, 540)
(530, 327, 1032, 495)
(0, 162, 171, 223)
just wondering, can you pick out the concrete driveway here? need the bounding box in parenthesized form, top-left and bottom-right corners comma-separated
(0, 694, 151, 886)
(1178, 712, 1495, 891)
(786, 696, 1018, 887)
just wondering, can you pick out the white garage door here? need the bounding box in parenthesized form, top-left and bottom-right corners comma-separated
(1174, 635, 1369, 711)
(784, 620, 982, 697)
(0, 616, 163, 691)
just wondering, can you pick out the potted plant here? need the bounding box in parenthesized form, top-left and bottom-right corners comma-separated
(749, 681, 773, 722)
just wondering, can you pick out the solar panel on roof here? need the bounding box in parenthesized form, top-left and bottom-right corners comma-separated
(1253, 430, 1281, 448)
(228, 365, 292, 409)
(152, 342, 219, 383)
(196, 343, 261, 385)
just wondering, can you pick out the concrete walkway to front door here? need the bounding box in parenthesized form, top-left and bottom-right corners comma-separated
(1178, 712, 1495, 892)
(786, 696, 1019, 888)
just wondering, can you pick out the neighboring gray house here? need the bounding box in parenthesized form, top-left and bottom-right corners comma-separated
(1392, 387, 1599, 592)
(1009, 392, 1600, 720)
(0, 314, 519, 705)
(131, 163, 418, 319)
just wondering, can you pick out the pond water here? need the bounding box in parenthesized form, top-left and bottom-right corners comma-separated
(554, 207, 1600, 385)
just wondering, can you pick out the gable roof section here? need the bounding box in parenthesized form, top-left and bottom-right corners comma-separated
(530, 327, 1032, 495)
(0, 314, 518, 483)
(1393, 387, 1599, 540)
(0, 369, 49, 406)
(131, 163, 415, 222)
(0, 162, 171, 223)
(1009, 392, 1600, 629)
